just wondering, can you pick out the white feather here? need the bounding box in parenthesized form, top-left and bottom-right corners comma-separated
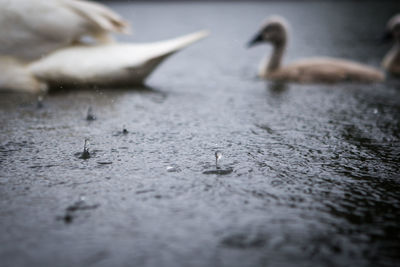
(29, 31, 209, 88)
(0, 0, 129, 61)
(0, 0, 208, 93)
(0, 31, 208, 93)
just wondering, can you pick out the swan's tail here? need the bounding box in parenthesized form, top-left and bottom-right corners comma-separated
(126, 30, 209, 81)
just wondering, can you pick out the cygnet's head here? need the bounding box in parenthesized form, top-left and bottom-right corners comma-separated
(384, 14, 400, 42)
(248, 16, 289, 47)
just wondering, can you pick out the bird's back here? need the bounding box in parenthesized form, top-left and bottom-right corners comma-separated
(267, 57, 384, 83)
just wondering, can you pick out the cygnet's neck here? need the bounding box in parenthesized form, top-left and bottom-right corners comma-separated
(267, 41, 286, 73)
(392, 40, 400, 60)
(383, 40, 400, 71)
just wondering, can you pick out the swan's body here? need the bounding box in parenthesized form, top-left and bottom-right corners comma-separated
(0, 31, 208, 92)
(382, 14, 400, 75)
(0, 0, 129, 61)
(262, 57, 384, 83)
(248, 16, 384, 83)
(31, 31, 208, 89)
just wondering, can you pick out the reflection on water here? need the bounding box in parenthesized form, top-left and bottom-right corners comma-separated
(268, 82, 289, 96)
(0, 1, 400, 267)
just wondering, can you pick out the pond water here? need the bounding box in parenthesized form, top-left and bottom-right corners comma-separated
(0, 1, 399, 267)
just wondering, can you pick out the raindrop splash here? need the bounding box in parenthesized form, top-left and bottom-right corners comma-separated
(215, 150, 222, 169)
(80, 139, 91, 159)
(37, 95, 44, 109)
(86, 107, 96, 121)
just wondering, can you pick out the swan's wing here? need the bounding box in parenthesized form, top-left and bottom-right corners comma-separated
(0, 0, 129, 61)
(29, 30, 209, 88)
(63, 0, 130, 36)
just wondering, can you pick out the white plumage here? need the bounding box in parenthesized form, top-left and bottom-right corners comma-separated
(0, 0, 129, 61)
(30, 31, 209, 89)
(0, 0, 208, 92)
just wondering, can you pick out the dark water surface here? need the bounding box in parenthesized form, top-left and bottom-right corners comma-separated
(1, 1, 400, 267)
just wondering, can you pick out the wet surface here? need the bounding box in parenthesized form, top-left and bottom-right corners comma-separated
(1, 1, 400, 267)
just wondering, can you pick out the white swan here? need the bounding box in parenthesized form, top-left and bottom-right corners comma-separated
(382, 14, 400, 75)
(0, 31, 208, 92)
(0, 0, 208, 93)
(248, 16, 384, 83)
(0, 0, 130, 61)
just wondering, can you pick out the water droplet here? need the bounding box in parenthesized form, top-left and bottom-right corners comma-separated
(80, 139, 91, 159)
(215, 150, 222, 168)
(166, 165, 181, 172)
(37, 96, 44, 109)
(86, 107, 96, 121)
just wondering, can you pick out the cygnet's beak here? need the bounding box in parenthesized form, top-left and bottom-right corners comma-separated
(247, 31, 263, 48)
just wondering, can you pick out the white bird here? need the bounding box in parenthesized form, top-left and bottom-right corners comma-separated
(0, 0, 130, 61)
(248, 16, 384, 84)
(0, 0, 208, 93)
(382, 14, 400, 76)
